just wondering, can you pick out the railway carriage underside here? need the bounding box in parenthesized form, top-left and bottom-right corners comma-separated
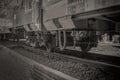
(37, 0, 120, 52)
(7, 0, 120, 52)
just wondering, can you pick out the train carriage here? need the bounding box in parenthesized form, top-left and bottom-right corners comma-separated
(4, 0, 120, 52)
(41, 0, 119, 52)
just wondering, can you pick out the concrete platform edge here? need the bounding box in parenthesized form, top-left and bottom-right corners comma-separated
(0, 45, 79, 80)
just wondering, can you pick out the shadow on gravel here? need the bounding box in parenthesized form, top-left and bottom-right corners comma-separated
(113, 45, 120, 49)
(56, 49, 120, 66)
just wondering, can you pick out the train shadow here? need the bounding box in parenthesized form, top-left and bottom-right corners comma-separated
(113, 45, 120, 49)
(55, 49, 120, 66)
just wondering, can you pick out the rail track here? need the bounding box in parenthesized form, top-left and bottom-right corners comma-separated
(14, 44, 119, 69)
(2, 40, 120, 68)
(1, 41, 120, 80)
(2, 41, 120, 68)
(1, 40, 120, 68)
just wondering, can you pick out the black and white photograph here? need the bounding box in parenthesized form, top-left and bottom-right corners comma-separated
(0, 0, 120, 80)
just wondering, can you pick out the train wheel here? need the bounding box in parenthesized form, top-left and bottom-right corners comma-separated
(79, 31, 93, 52)
(46, 42, 53, 52)
(45, 32, 54, 52)
(79, 35, 98, 52)
(58, 30, 66, 51)
(80, 41, 91, 52)
(31, 39, 39, 48)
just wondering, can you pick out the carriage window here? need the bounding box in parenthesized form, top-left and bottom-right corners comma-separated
(21, 0, 25, 8)
(25, 0, 33, 12)
(4, 0, 9, 6)
(28, 0, 32, 9)
(47, 0, 62, 6)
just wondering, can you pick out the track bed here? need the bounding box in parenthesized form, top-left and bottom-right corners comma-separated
(1, 41, 120, 80)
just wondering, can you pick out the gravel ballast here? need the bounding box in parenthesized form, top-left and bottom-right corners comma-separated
(10, 46, 120, 80)
(1, 41, 120, 80)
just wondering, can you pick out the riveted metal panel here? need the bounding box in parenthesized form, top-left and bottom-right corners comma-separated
(23, 24, 31, 32)
(43, 0, 67, 21)
(58, 16, 75, 29)
(44, 20, 57, 31)
(67, 0, 120, 15)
